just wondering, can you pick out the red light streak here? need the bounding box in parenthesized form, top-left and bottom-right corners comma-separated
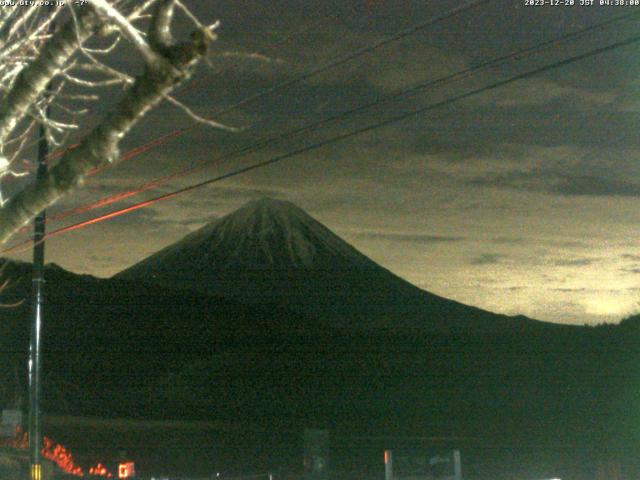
(42, 8, 347, 176)
(44, 143, 80, 163)
(55, 192, 180, 234)
(1, 6, 368, 244)
(0, 5, 381, 250)
(49, 154, 198, 224)
(2, 144, 291, 254)
(1, 191, 181, 254)
(87, 124, 198, 177)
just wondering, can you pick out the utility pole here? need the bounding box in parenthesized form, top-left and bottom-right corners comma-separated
(28, 10, 56, 479)
(28, 103, 49, 480)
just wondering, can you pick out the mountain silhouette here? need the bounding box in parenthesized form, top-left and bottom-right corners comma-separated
(115, 198, 554, 333)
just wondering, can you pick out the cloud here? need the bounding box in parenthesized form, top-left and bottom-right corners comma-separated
(177, 185, 286, 204)
(552, 258, 598, 267)
(492, 236, 524, 244)
(552, 175, 640, 197)
(354, 231, 464, 244)
(467, 172, 640, 198)
(540, 239, 588, 249)
(469, 77, 617, 108)
(470, 253, 504, 265)
(362, 42, 468, 92)
(150, 215, 219, 229)
(410, 143, 640, 199)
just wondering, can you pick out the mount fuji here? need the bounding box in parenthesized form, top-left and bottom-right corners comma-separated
(115, 198, 553, 333)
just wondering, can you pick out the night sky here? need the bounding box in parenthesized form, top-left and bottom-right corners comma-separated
(5, 0, 640, 325)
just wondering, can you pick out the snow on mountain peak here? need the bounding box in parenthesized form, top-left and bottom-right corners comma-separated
(118, 197, 374, 275)
(209, 197, 374, 268)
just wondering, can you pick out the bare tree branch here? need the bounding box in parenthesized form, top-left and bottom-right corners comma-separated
(163, 94, 239, 132)
(0, 1, 214, 244)
(0, 6, 100, 144)
(149, 0, 176, 50)
(90, 0, 163, 66)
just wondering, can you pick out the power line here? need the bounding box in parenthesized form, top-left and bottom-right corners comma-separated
(41, 5, 355, 166)
(16, 0, 493, 228)
(41, 10, 640, 225)
(65, 0, 490, 177)
(204, 0, 489, 116)
(256, 12, 342, 54)
(4, 31, 637, 254)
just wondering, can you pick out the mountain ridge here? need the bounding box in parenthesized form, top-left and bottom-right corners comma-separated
(115, 197, 560, 333)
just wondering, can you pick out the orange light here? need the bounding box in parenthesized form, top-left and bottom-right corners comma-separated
(384, 451, 389, 464)
(89, 463, 112, 477)
(0, 427, 121, 478)
(0, 427, 84, 477)
(42, 435, 84, 476)
(118, 461, 135, 479)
